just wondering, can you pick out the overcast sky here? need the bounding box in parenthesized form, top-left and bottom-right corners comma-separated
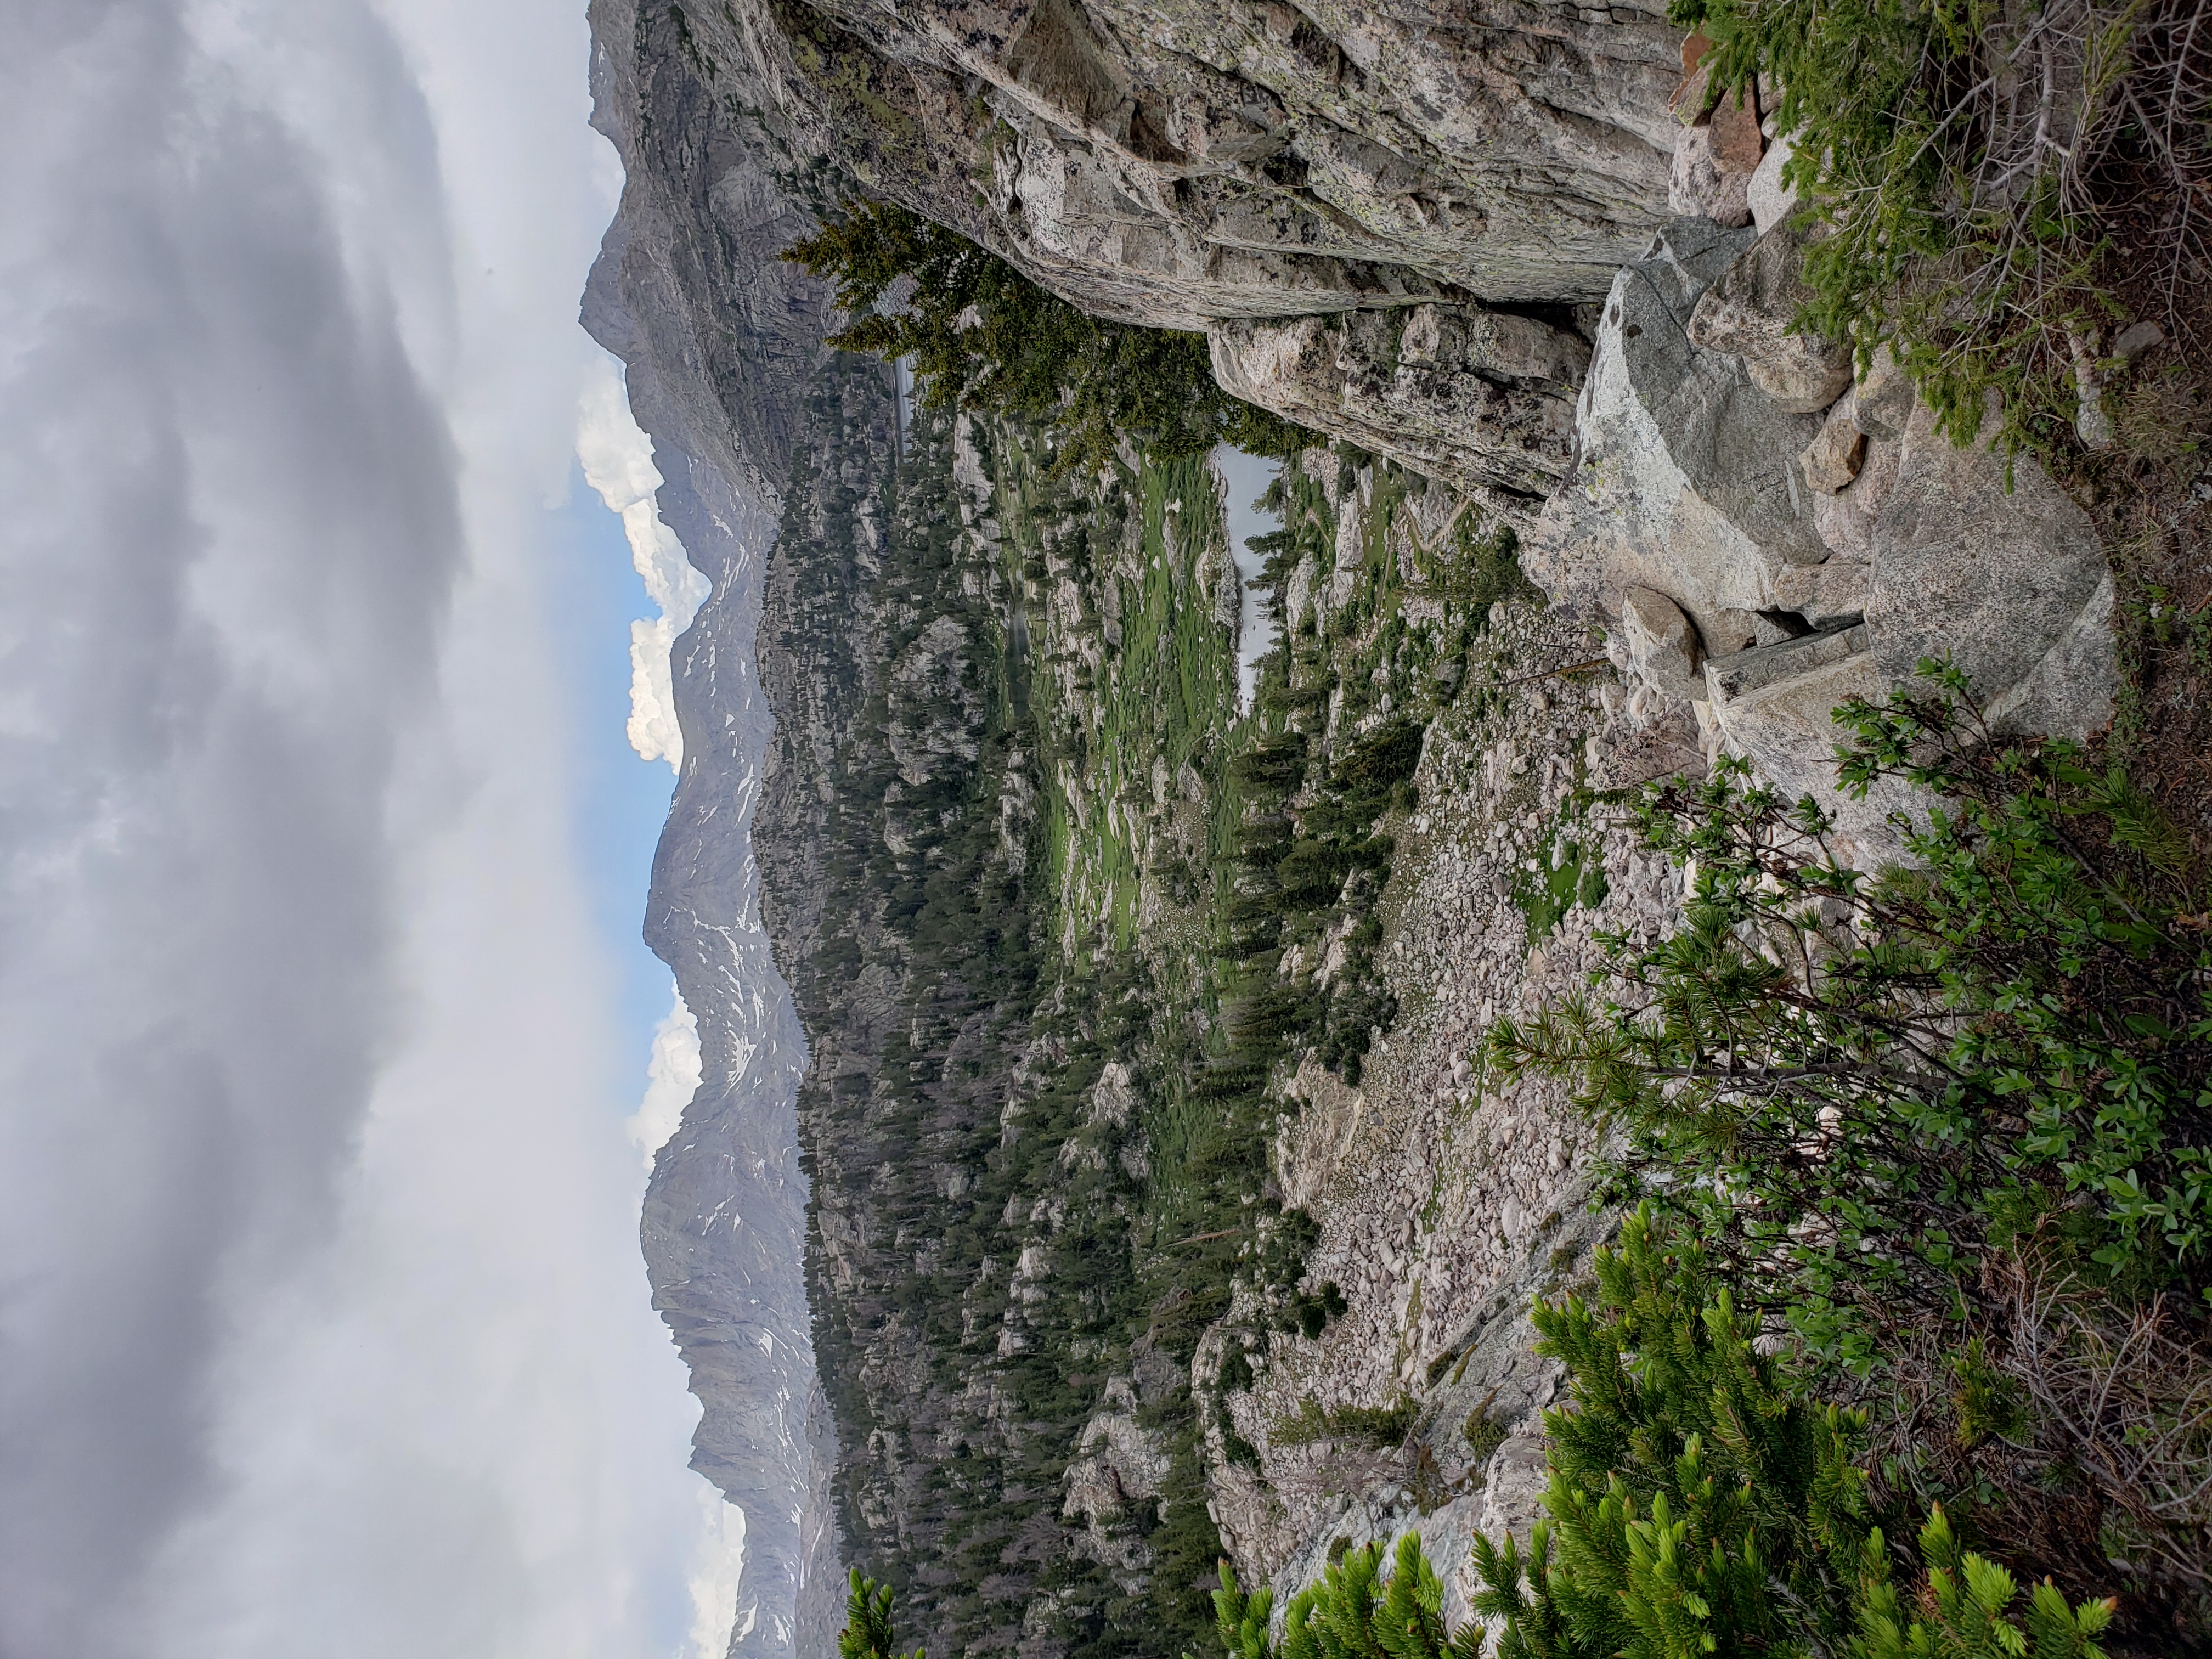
(0, 2, 740, 1655)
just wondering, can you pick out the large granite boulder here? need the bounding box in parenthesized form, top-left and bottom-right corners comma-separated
(1693, 388, 2118, 861)
(1697, 625, 1922, 864)
(1523, 216, 1826, 645)
(1685, 222, 1854, 413)
(1869, 400, 2118, 740)
(1524, 213, 2116, 862)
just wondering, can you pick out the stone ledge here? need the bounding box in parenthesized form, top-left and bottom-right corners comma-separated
(1703, 621, 1869, 704)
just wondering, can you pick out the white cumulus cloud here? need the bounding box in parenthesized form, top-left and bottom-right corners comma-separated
(684, 1486, 751, 1659)
(578, 356, 711, 769)
(626, 981, 704, 1169)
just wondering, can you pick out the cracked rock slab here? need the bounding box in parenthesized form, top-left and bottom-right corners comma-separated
(1525, 216, 1828, 645)
(1868, 401, 2117, 741)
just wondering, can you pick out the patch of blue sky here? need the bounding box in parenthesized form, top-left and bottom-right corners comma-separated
(542, 464, 689, 1099)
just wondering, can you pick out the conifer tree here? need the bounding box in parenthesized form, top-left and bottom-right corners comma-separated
(839, 1568, 922, 1659)
(785, 199, 1310, 473)
(1187, 1207, 2119, 1659)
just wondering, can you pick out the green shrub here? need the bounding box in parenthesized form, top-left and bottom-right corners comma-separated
(1204, 1536, 1484, 1659)
(839, 1568, 923, 1659)
(1671, 0, 2209, 453)
(1191, 1209, 2119, 1659)
(1268, 1397, 1418, 1450)
(1488, 660, 2211, 1607)
(1490, 661, 2212, 1356)
(1853, 1509, 2116, 1659)
(1286, 1279, 1348, 1340)
(785, 199, 1312, 473)
(1461, 1407, 1510, 1465)
(1472, 1205, 1879, 1658)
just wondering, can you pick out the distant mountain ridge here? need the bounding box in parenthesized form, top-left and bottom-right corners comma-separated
(582, 2, 852, 1653)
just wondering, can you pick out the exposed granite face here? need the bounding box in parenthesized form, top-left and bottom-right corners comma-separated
(647, 0, 1683, 323)
(1525, 216, 2117, 862)
(597, 0, 1686, 495)
(1210, 302, 1589, 523)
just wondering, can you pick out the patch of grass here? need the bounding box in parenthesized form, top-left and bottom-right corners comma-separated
(1460, 1403, 1510, 1466)
(1511, 828, 1609, 940)
(1269, 1396, 1419, 1449)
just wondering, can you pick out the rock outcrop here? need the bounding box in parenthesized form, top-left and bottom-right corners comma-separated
(586, 0, 843, 504)
(1684, 223, 1853, 413)
(621, 0, 1697, 501)
(1210, 301, 1589, 519)
(668, 0, 1683, 312)
(1527, 214, 2115, 856)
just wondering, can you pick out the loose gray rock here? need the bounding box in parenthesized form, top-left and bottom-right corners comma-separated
(1851, 345, 1917, 442)
(1801, 394, 1868, 493)
(1705, 86, 1765, 175)
(1746, 127, 1798, 233)
(1620, 585, 1703, 706)
(1669, 123, 1752, 227)
(2115, 319, 2166, 361)
(1686, 224, 1854, 414)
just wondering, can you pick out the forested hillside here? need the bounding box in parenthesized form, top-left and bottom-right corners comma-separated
(753, 361, 1247, 1657)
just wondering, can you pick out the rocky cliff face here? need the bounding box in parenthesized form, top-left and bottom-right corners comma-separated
(617, 0, 2115, 788)
(585, 3, 2125, 1656)
(663, 0, 1681, 316)
(634, 0, 1686, 518)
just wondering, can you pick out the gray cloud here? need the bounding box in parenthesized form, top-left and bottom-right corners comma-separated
(0, 2, 463, 1650)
